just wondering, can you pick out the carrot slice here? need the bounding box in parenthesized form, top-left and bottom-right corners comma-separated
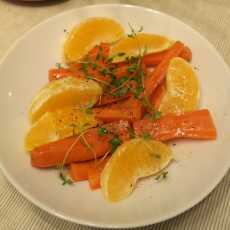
(70, 156, 110, 182)
(31, 128, 113, 168)
(144, 41, 185, 97)
(93, 97, 142, 123)
(88, 157, 111, 190)
(142, 46, 192, 67)
(48, 68, 82, 81)
(133, 109, 217, 141)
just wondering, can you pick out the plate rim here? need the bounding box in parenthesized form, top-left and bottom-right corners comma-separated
(0, 3, 229, 229)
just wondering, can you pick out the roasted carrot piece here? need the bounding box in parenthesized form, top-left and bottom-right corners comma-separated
(88, 157, 111, 190)
(70, 156, 110, 182)
(93, 97, 142, 123)
(150, 80, 166, 109)
(87, 43, 110, 61)
(142, 46, 192, 67)
(180, 46, 192, 63)
(144, 41, 185, 97)
(31, 128, 113, 168)
(133, 109, 217, 141)
(48, 68, 82, 81)
(70, 160, 96, 181)
(103, 120, 131, 142)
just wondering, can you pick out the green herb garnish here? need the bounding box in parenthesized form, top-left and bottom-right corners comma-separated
(98, 127, 108, 136)
(59, 172, 73, 186)
(127, 64, 138, 73)
(91, 63, 97, 70)
(111, 87, 129, 97)
(55, 63, 62, 69)
(155, 171, 168, 181)
(109, 136, 121, 152)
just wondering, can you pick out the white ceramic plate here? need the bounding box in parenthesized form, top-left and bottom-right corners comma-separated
(0, 4, 230, 228)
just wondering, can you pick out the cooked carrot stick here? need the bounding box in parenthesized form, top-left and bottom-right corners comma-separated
(133, 109, 217, 141)
(88, 157, 111, 190)
(48, 68, 83, 81)
(87, 43, 110, 61)
(144, 41, 185, 97)
(103, 120, 131, 142)
(70, 160, 96, 181)
(150, 80, 166, 109)
(31, 128, 113, 168)
(70, 156, 110, 182)
(142, 46, 192, 67)
(93, 97, 142, 123)
(180, 46, 192, 63)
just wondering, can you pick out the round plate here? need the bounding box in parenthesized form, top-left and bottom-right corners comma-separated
(0, 4, 229, 229)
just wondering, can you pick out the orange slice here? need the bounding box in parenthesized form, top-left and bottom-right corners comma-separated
(25, 106, 98, 151)
(101, 138, 172, 202)
(28, 77, 102, 123)
(110, 33, 174, 62)
(159, 57, 199, 115)
(64, 17, 125, 63)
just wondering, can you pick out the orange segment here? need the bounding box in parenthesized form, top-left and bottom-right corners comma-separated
(25, 106, 98, 151)
(64, 17, 125, 63)
(28, 77, 102, 123)
(159, 57, 199, 115)
(110, 33, 174, 62)
(101, 138, 172, 202)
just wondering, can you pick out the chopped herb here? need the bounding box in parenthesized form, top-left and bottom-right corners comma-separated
(111, 87, 129, 97)
(155, 171, 168, 181)
(81, 62, 89, 74)
(55, 62, 62, 69)
(83, 102, 94, 114)
(109, 136, 121, 152)
(91, 63, 97, 70)
(100, 68, 110, 76)
(127, 23, 143, 38)
(127, 64, 138, 73)
(96, 53, 101, 61)
(59, 172, 73, 186)
(111, 76, 129, 87)
(151, 111, 162, 120)
(107, 57, 114, 63)
(142, 132, 152, 140)
(133, 86, 144, 98)
(98, 127, 108, 136)
(117, 52, 126, 57)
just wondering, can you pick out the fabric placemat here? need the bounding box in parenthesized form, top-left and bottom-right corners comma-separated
(0, 0, 229, 229)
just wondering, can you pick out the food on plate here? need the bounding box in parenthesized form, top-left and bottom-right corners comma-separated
(109, 33, 174, 62)
(64, 17, 125, 63)
(28, 77, 102, 123)
(25, 106, 98, 151)
(101, 138, 172, 202)
(159, 57, 199, 115)
(25, 17, 217, 202)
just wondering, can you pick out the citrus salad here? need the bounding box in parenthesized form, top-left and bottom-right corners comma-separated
(24, 17, 217, 202)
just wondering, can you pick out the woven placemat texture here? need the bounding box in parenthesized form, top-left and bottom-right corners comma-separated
(0, 0, 229, 229)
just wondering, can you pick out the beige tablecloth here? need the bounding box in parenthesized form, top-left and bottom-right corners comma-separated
(0, 0, 229, 229)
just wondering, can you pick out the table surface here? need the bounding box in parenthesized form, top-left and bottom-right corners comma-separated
(0, 0, 229, 229)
